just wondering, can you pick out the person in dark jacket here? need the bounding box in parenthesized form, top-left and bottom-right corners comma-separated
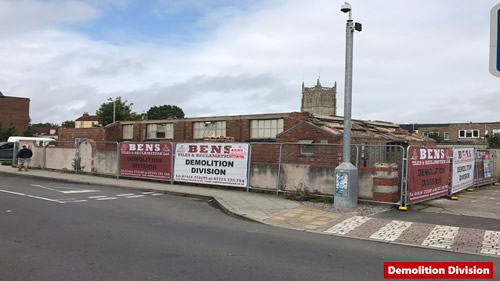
(16, 144, 33, 171)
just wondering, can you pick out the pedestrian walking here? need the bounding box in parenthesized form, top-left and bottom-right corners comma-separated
(17, 144, 33, 171)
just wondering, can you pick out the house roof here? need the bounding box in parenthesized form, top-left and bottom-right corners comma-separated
(278, 115, 432, 143)
(76, 112, 99, 122)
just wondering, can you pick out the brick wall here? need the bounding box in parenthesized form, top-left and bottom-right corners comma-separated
(58, 127, 106, 142)
(0, 96, 30, 135)
(418, 123, 500, 145)
(104, 122, 121, 141)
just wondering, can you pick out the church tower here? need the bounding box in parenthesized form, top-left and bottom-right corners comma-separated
(301, 78, 337, 116)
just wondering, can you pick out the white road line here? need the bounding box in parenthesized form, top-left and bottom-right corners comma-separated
(141, 191, 155, 194)
(30, 184, 59, 192)
(481, 231, 500, 256)
(96, 197, 117, 201)
(88, 196, 108, 199)
(325, 216, 371, 235)
(125, 195, 145, 198)
(60, 190, 99, 194)
(369, 220, 413, 241)
(0, 189, 64, 204)
(116, 194, 135, 197)
(151, 193, 163, 196)
(31, 184, 99, 194)
(421, 225, 459, 249)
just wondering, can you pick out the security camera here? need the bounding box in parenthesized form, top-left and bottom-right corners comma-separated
(340, 2, 351, 13)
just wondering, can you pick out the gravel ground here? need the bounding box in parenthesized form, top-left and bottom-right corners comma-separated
(301, 201, 393, 217)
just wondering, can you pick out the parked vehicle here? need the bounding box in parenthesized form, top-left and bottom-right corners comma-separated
(0, 142, 14, 159)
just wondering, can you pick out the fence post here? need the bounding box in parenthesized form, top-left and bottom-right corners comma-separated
(171, 142, 175, 185)
(11, 141, 18, 168)
(276, 143, 283, 195)
(246, 143, 253, 192)
(74, 139, 81, 174)
(42, 144, 47, 170)
(116, 142, 120, 179)
(399, 146, 411, 210)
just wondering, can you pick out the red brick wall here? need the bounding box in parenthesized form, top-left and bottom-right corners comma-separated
(0, 96, 30, 135)
(58, 127, 106, 142)
(104, 123, 121, 141)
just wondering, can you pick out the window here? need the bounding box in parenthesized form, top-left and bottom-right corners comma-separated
(80, 122, 84, 127)
(250, 119, 284, 139)
(147, 123, 173, 139)
(443, 132, 449, 140)
(193, 121, 226, 139)
(298, 140, 314, 154)
(123, 125, 133, 139)
(91, 122, 95, 126)
(458, 129, 479, 138)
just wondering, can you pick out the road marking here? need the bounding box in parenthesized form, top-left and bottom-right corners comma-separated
(59, 199, 87, 203)
(481, 231, 500, 256)
(116, 194, 135, 197)
(0, 189, 64, 204)
(88, 196, 108, 199)
(369, 220, 413, 241)
(96, 197, 117, 201)
(422, 225, 459, 249)
(324, 216, 371, 235)
(60, 190, 99, 194)
(151, 193, 163, 196)
(142, 191, 155, 194)
(125, 195, 145, 198)
(31, 184, 99, 194)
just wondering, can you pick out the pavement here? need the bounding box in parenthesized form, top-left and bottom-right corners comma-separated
(1, 164, 499, 258)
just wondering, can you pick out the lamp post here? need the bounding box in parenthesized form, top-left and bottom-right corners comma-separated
(334, 2, 362, 209)
(107, 98, 116, 123)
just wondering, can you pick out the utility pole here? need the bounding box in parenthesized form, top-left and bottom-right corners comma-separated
(334, 2, 362, 209)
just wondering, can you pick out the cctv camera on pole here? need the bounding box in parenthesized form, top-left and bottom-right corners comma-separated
(334, 2, 362, 209)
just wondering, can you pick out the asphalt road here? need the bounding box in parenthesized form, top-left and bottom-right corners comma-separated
(0, 174, 498, 281)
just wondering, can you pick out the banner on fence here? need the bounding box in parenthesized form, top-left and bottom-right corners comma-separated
(474, 150, 494, 186)
(174, 143, 249, 187)
(451, 148, 475, 194)
(119, 142, 172, 180)
(407, 147, 451, 204)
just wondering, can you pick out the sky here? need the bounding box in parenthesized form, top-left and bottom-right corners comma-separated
(0, 0, 499, 125)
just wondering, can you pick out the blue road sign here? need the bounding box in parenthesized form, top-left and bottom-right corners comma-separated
(490, 4, 500, 77)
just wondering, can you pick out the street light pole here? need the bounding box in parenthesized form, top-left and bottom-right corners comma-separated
(334, 2, 361, 209)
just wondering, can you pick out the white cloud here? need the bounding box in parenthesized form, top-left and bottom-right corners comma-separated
(0, 0, 498, 125)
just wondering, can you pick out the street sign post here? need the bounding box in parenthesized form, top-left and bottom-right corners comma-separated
(490, 4, 500, 77)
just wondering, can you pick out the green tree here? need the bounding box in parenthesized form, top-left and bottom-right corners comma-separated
(427, 132, 443, 143)
(31, 122, 58, 128)
(96, 97, 141, 126)
(22, 126, 33, 137)
(0, 123, 17, 141)
(146, 105, 185, 120)
(487, 133, 500, 148)
(61, 120, 75, 128)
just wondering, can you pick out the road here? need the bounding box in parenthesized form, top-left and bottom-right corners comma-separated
(0, 174, 498, 281)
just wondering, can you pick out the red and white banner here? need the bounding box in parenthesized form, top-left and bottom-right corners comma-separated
(174, 143, 249, 187)
(384, 262, 493, 279)
(119, 142, 172, 180)
(451, 148, 475, 194)
(407, 147, 451, 204)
